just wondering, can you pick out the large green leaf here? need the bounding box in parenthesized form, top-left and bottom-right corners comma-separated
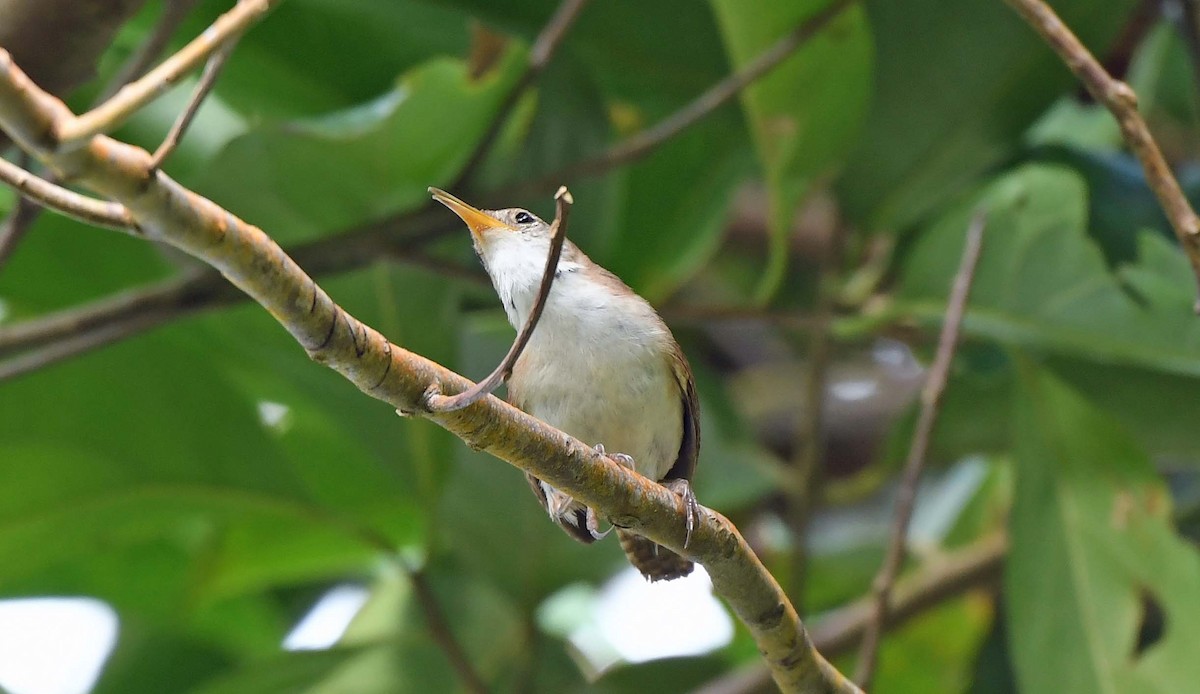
(191, 49, 527, 244)
(1007, 366, 1200, 692)
(895, 164, 1200, 377)
(710, 0, 872, 299)
(837, 0, 1136, 229)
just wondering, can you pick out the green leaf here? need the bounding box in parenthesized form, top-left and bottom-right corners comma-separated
(837, 0, 1136, 229)
(1007, 366, 1200, 693)
(894, 164, 1200, 378)
(710, 0, 872, 300)
(176, 0, 472, 118)
(191, 49, 527, 244)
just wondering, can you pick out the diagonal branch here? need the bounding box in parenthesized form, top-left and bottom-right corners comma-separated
(96, 0, 203, 103)
(55, 0, 282, 147)
(0, 47, 859, 694)
(423, 186, 572, 412)
(1004, 0, 1200, 310)
(854, 211, 987, 689)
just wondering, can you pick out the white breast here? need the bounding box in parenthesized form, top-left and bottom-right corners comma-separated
(488, 238, 683, 481)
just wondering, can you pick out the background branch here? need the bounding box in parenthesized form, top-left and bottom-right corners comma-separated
(0, 47, 859, 694)
(855, 212, 987, 688)
(1005, 0, 1200, 308)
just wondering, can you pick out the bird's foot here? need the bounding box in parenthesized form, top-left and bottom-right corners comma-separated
(662, 478, 700, 549)
(593, 443, 636, 468)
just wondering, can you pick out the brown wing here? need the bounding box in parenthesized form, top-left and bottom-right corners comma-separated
(662, 344, 700, 484)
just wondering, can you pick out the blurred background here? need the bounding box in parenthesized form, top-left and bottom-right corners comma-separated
(0, 0, 1198, 691)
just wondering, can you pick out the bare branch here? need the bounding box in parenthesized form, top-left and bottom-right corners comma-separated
(149, 35, 241, 170)
(0, 47, 860, 694)
(453, 0, 593, 187)
(97, 0, 202, 103)
(1004, 0, 1200, 310)
(0, 155, 136, 232)
(423, 186, 572, 412)
(55, 0, 281, 146)
(854, 212, 987, 688)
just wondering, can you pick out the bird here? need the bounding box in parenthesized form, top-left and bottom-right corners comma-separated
(430, 187, 700, 581)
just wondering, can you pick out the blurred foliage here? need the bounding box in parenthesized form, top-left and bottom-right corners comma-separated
(1, 0, 1200, 692)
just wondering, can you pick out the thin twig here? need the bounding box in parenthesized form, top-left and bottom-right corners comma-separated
(149, 36, 241, 170)
(55, 0, 281, 146)
(407, 568, 489, 694)
(542, 0, 856, 186)
(854, 212, 987, 688)
(423, 186, 572, 412)
(692, 533, 1008, 694)
(97, 0, 203, 103)
(1005, 0, 1200, 310)
(0, 155, 136, 232)
(452, 0, 593, 188)
(787, 221, 847, 610)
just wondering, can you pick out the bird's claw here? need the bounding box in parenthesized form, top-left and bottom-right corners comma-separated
(593, 443, 636, 469)
(663, 478, 699, 549)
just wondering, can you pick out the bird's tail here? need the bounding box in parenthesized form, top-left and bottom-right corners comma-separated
(617, 529, 693, 581)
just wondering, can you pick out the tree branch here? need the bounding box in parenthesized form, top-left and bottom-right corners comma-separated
(692, 533, 1008, 694)
(1004, 0, 1200, 310)
(0, 155, 136, 232)
(148, 35, 241, 170)
(96, 0, 203, 103)
(854, 212, 987, 688)
(0, 48, 859, 694)
(55, 0, 281, 146)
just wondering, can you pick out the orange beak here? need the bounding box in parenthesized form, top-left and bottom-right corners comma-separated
(429, 187, 514, 237)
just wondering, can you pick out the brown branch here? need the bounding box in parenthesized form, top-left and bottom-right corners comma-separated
(854, 212, 987, 688)
(452, 0, 593, 188)
(0, 155, 136, 232)
(1004, 0, 1200, 310)
(407, 568, 489, 694)
(97, 0, 202, 103)
(149, 35, 241, 170)
(544, 0, 856, 185)
(55, 0, 281, 146)
(692, 533, 1008, 694)
(0, 48, 859, 694)
(423, 186, 572, 412)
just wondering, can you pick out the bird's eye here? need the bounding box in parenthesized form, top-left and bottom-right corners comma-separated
(514, 211, 535, 225)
